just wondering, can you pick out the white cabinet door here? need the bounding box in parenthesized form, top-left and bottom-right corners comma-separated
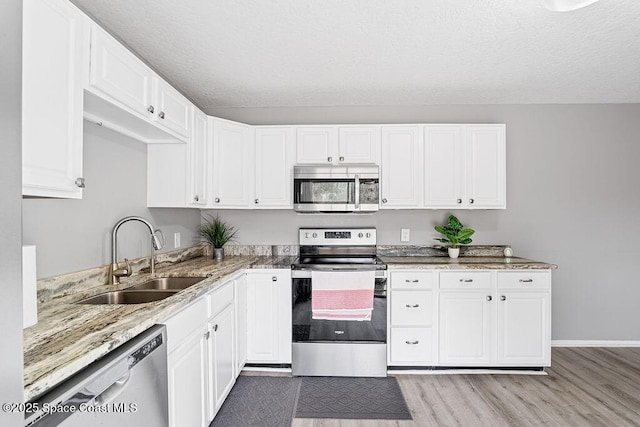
(465, 125, 506, 208)
(211, 118, 252, 207)
(168, 330, 208, 427)
(88, 25, 154, 119)
(296, 127, 338, 164)
(380, 126, 422, 208)
(254, 127, 295, 208)
(338, 126, 380, 163)
(22, 0, 87, 198)
(389, 327, 434, 365)
(439, 292, 493, 366)
(423, 126, 464, 208)
(235, 274, 248, 373)
(497, 292, 550, 366)
(207, 304, 235, 421)
(189, 108, 208, 206)
(246, 271, 292, 363)
(154, 77, 192, 139)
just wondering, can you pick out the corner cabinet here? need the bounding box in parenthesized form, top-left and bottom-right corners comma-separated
(22, 0, 89, 198)
(424, 124, 506, 209)
(246, 270, 292, 364)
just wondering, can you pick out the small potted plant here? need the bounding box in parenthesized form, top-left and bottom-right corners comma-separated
(434, 215, 475, 259)
(199, 214, 238, 260)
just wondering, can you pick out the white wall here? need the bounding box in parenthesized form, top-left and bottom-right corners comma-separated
(0, 0, 24, 421)
(22, 123, 201, 279)
(206, 104, 640, 341)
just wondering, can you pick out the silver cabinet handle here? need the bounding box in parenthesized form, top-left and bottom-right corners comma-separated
(500, 295, 506, 301)
(382, 198, 388, 204)
(354, 174, 360, 209)
(159, 111, 165, 119)
(272, 276, 277, 281)
(519, 279, 533, 283)
(405, 340, 419, 345)
(194, 195, 199, 202)
(457, 199, 462, 204)
(255, 199, 259, 204)
(74, 177, 85, 188)
(405, 304, 420, 308)
(469, 198, 474, 204)
(459, 279, 473, 283)
(213, 324, 218, 332)
(215, 197, 220, 203)
(327, 156, 332, 162)
(204, 331, 210, 340)
(147, 105, 155, 114)
(487, 295, 492, 301)
(339, 156, 344, 161)
(405, 279, 419, 283)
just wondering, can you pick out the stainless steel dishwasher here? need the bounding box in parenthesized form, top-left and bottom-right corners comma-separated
(25, 325, 168, 426)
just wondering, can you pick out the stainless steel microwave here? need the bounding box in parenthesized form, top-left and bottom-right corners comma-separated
(293, 165, 379, 213)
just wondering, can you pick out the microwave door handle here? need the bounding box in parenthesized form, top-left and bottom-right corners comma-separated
(355, 175, 360, 210)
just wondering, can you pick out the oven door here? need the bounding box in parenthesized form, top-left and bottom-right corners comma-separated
(292, 274, 387, 343)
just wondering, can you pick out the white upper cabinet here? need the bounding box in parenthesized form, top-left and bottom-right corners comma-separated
(154, 77, 192, 139)
(296, 126, 379, 164)
(254, 127, 295, 208)
(210, 118, 253, 208)
(189, 108, 209, 207)
(22, 0, 89, 199)
(466, 125, 506, 208)
(424, 124, 505, 209)
(380, 126, 422, 208)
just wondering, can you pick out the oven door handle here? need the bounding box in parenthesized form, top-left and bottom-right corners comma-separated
(291, 269, 387, 279)
(354, 174, 360, 210)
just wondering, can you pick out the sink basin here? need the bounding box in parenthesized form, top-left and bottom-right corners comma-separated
(128, 277, 205, 291)
(76, 290, 178, 305)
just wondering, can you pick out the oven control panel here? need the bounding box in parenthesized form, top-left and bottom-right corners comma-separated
(299, 228, 376, 246)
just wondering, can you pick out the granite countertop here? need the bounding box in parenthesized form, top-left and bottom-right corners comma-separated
(381, 256, 557, 270)
(23, 255, 294, 401)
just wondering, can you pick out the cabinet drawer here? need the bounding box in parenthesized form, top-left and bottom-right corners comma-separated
(440, 271, 492, 289)
(391, 291, 433, 326)
(497, 271, 550, 290)
(208, 280, 234, 317)
(164, 298, 207, 353)
(390, 271, 434, 289)
(389, 327, 433, 364)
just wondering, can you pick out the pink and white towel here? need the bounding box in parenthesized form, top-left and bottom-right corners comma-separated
(311, 270, 375, 321)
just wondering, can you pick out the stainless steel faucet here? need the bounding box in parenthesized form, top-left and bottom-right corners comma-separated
(111, 216, 164, 285)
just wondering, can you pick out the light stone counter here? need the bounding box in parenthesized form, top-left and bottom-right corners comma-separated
(23, 255, 294, 401)
(381, 256, 557, 270)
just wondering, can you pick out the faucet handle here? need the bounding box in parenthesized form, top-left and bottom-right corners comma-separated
(153, 229, 165, 250)
(113, 258, 132, 278)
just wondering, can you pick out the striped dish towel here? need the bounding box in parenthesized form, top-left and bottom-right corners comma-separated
(311, 270, 375, 321)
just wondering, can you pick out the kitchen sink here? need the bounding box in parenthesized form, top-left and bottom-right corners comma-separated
(76, 290, 178, 305)
(128, 277, 205, 291)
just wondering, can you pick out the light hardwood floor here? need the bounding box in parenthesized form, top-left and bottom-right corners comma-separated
(291, 347, 640, 427)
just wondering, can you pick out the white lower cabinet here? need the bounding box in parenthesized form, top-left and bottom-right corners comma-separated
(235, 274, 248, 373)
(207, 304, 235, 419)
(246, 270, 292, 364)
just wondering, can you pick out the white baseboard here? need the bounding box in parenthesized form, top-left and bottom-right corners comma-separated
(552, 340, 640, 347)
(389, 369, 547, 376)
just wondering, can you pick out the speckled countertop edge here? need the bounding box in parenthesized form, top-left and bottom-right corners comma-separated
(380, 256, 558, 270)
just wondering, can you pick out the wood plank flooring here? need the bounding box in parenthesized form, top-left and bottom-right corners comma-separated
(290, 347, 640, 427)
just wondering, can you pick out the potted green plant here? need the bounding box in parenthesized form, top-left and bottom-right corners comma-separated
(199, 214, 238, 260)
(434, 215, 475, 259)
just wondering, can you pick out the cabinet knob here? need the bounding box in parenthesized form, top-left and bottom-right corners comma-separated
(194, 195, 199, 202)
(405, 304, 420, 308)
(74, 177, 85, 188)
(159, 111, 165, 119)
(272, 276, 277, 281)
(469, 198, 474, 204)
(204, 331, 210, 340)
(382, 198, 388, 204)
(327, 156, 332, 163)
(255, 199, 259, 204)
(405, 340, 419, 345)
(457, 199, 462, 204)
(486, 295, 492, 301)
(339, 156, 344, 162)
(215, 198, 220, 203)
(213, 324, 218, 332)
(500, 295, 506, 301)
(147, 105, 155, 114)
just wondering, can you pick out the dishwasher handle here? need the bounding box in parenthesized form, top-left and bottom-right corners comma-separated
(94, 370, 131, 406)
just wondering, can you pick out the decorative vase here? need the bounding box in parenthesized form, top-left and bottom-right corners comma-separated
(212, 247, 224, 260)
(448, 247, 460, 259)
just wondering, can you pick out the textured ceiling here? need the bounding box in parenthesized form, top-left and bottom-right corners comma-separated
(71, 0, 640, 112)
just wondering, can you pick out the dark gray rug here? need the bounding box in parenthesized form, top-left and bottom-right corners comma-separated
(294, 376, 412, 420)
(211, 376, 300, 427)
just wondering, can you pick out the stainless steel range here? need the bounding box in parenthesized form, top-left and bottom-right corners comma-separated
(291, 228, 387, 377)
